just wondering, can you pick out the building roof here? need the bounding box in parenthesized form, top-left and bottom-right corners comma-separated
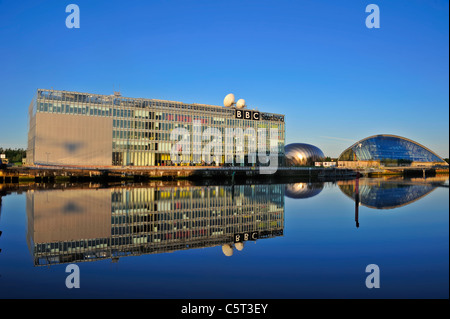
(35, 88, 285, 118)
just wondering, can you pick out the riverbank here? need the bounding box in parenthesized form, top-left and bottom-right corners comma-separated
(1, 166, 356, 184)
(1, 165, 448, 185)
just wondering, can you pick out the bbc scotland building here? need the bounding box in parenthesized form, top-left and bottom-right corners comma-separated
(27, 89, 285, 167)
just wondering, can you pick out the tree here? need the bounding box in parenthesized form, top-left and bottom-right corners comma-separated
(0, 147, 26, 163)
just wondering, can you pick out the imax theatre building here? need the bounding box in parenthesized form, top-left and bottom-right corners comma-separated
(27, 89, 285, 167)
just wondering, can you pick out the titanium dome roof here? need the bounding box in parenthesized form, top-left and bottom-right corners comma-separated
(285, 143, 325, 166)
(338, 134, 446, 163)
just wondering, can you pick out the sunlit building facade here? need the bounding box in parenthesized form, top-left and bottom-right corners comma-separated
(338, 135, 448, 168)
(27, 89, 285, 167)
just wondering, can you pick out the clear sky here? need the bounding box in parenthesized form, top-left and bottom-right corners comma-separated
(0, 0, 448, 158)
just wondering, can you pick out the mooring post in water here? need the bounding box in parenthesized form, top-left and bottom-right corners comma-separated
(355, 171, 360, 228)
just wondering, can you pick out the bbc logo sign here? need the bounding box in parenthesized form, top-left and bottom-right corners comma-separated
(235, 109, 260, 121)
(234, 231, 259, 243)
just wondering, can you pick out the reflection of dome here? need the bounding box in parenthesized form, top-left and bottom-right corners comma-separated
(339, 180, 436, 209)
(235, 242, 244, 251)
(285, 183, 323, 199)
(222, 244, 233, 256)
(285, 143, 325, 166)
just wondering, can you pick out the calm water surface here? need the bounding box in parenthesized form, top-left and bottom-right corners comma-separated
(0, 177, 448, 299)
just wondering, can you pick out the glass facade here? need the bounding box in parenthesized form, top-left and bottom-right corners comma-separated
(284, 143, 325, 166)
(28, 89, 285, 167)
(339, 135, 446, 165)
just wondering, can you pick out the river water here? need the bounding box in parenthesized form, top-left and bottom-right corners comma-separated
(0, 176, 448, 299)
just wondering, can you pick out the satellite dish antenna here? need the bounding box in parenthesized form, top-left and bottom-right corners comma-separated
(223, 93, 235, 107)
(236, 99, 246, 109)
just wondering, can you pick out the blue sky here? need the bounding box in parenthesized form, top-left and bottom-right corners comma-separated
(0, 0, 448, 158)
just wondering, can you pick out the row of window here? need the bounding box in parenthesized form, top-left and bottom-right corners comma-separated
(37, 90, 237, 115)
(110, 186, 285, 203)
(113, 119, 284, 139)
(111, 129, 283, 143)
(110, 219, 282, 236)
(109, 205, 283, 222)
(37, 102, 111, 116)
(35, 97, 284, 123)
(34, 238, 109, 253)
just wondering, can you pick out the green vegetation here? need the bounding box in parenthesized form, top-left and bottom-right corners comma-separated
(0, 147, 26, 164)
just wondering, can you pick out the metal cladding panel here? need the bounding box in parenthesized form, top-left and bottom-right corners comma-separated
(284, 143, 325, 166)
(34, 113, 113, 166)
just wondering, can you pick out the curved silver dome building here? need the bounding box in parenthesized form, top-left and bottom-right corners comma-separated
(338, 134, 447, 167)
(285, 143, 325, 166)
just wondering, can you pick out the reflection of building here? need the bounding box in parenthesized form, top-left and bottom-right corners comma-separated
(285, 183, 323, 199)
(26, 184, 284, 266)
(285, 143, 325, 166)
(338, 134, 448, 168)
(27, 89, 285, 167)
(338, 179, 437, 209)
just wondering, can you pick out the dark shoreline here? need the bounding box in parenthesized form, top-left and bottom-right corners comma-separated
(1, 165, 448, 187)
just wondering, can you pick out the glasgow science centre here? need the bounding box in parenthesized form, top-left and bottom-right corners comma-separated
(25, 88, 448, 171)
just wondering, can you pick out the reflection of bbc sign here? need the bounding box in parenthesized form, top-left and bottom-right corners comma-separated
(235, 109, 260, 121)
(234, 231, 259, 243)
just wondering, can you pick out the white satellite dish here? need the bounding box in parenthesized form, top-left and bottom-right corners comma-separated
(223, 93, 235, 107)
(236, 99, 246, 109)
